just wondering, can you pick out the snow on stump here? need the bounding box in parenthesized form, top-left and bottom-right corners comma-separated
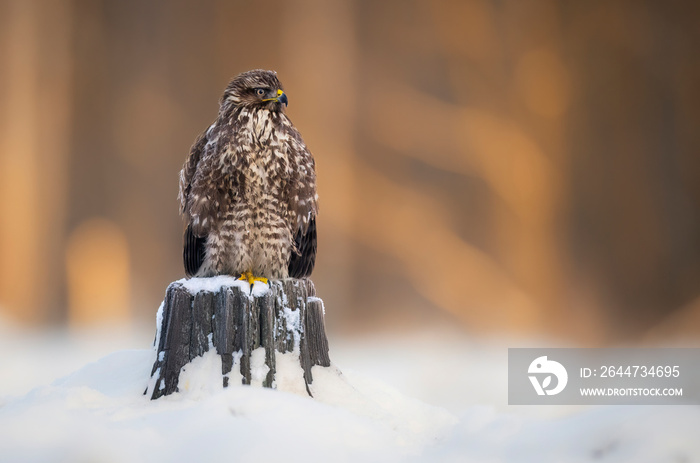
(146, 277, 330, 400)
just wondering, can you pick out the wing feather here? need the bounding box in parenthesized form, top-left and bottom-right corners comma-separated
(288, 216, 317, 278)
(179, 130, 208, 215)
(281, 115, 319, 278)
(179, 127, 210, 277)
(184, 224, 206, 277)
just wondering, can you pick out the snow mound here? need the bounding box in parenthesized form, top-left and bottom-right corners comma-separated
(0, 349, 456, 463)
(1, 330, 700, 462)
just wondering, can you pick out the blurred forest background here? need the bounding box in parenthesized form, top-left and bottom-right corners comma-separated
(0, 0, 699, 344)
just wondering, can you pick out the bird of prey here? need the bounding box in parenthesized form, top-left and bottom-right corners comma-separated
(178, 70, 318, 285)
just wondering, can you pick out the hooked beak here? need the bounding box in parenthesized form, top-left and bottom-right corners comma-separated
(263, 89, 288, 107)
(277, 91, 288, 106)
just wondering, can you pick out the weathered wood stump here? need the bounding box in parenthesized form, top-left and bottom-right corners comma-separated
(146, 276, 330, 400)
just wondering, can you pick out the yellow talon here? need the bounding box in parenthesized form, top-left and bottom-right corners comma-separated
(239, 271, 268, 285)
(239, 271, 254, 285)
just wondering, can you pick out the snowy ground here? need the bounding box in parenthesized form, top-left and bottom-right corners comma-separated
(0, 317, 699, 462)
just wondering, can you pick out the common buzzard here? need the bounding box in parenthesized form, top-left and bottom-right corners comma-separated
(178, 70, 318, 284)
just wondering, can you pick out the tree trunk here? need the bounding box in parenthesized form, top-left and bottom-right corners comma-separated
(146, 277, 330, 400)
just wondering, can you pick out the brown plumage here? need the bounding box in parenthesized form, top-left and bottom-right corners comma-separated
(178, 70, 318, 279)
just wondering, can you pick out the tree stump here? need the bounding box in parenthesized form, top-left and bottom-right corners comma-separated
(146, 276, 330, 400)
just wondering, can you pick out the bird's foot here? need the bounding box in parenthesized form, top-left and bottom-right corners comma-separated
(239, 271, 269, 294)
(239, 271, 268, 285)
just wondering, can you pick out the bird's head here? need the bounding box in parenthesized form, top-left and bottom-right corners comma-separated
(221, 69, 288, 111)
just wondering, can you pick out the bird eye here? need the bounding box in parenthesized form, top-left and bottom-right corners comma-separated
(256, 88, 265, 97)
